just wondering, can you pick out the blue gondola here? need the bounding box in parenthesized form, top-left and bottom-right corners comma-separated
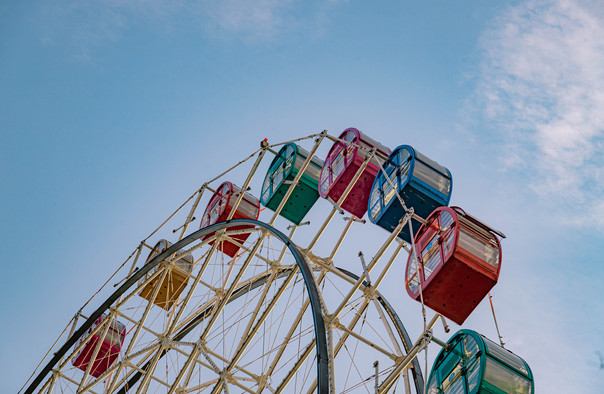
(368, 145, 452, 243)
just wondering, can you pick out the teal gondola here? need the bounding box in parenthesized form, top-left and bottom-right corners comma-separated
(426, 330, 534, 394)
(368, 145, 452, 243)
(260, 143, 324, 224)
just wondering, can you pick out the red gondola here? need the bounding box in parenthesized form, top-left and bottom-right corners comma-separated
(405, 206, 504, 325)
(199, 181, 260, 257)
(318, 128, 390, 218)
(72, 314, 126, 377)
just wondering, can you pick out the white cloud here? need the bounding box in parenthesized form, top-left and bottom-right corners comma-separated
(200, 0, 296, 40)
(476, 0, 604, 228)
(45, 0, 341, 50)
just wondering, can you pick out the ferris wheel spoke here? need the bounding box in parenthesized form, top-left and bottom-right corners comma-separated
(264, 265, 333, 393)
(198, 232, 267, 343)
(225, 376, 258, 394)
(168, 238, 272, 393)
(201, 344, 260, 381)
(274, 339, 316, 394)
(339, 334, 370, 393)
(104, 315, 165, 392)
(332, 319, 398, 361)
(254, 290, 310, 392)
(53, 371, 100, 394)
(181, 378, 220, 393)
(209, 267, 298, 394)
(332, 222, 406, 321)
(135, 342, 168, 393)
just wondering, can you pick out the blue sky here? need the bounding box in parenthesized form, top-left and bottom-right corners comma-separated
(2, 0, 604, 392)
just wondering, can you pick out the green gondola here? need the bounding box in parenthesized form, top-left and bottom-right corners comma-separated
(427, 330, 533, 394)
(260, 143, 324, 224)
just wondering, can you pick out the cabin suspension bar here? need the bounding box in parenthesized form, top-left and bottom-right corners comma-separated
(374, 361, 379, 394)
(489, 292, 505, 347)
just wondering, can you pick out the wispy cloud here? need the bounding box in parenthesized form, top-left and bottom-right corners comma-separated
(43, 0, 341, 55)
(475, 0, 604, 228)
(200, 0, 296, 40)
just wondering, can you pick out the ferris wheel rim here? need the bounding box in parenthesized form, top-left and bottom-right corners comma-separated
(24, 219, 329, 394)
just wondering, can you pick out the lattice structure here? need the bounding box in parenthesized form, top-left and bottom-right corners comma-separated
(23, 130, 529, 394)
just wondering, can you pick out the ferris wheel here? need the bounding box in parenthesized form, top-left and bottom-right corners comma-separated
(22, 130, 534, 394)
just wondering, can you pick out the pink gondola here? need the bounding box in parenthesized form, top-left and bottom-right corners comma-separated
(319, 128, 390, 218)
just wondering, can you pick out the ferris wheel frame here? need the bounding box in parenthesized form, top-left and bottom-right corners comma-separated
(23, 131, 449, 394)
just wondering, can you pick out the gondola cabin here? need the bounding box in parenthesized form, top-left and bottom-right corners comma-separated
(319, 128, 390, 218)
(260, 143, 324, 224)
(199, 181, 260, 257)
(426, 330, 534, 394)
(72, 314, 126, 378)
(368, 145, 452, 243)
(405, 206, 504, 325)
(138, 239, 194, 310)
